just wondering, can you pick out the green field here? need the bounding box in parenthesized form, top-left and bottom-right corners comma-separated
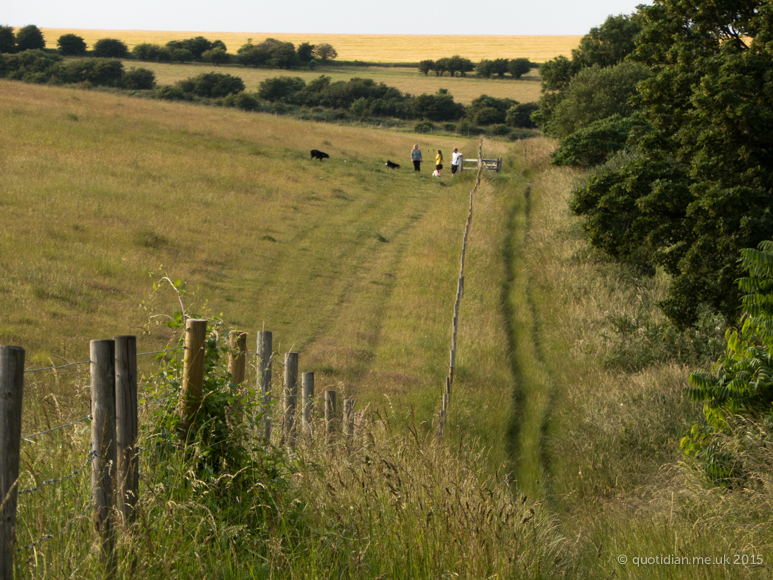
(121, 60, 543, 105)
(3, 77, 771, 579)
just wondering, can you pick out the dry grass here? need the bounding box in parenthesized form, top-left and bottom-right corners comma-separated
(41, 28, 581, 63)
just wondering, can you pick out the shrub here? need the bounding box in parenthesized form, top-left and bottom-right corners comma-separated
(15, 25, 45, 51)
(132, 43, 163, 61)
(2, 50, 61, 78)
(231, 92, 260, 111)
(456, 117, 478, 135)
(313, 42, 337, 62)
(418, 59, 434, 75)
(171, 48, 194, 63)
(202, 48, 229, 65)
(156, 85, 188, 100)
(258, 76, 305, 101)
(488, 123, 511, 136)
(508, 57, 532, 79)
(414, 121, 435, 133)
(122, 67, 156, 90)
(57, 33, 87, 56)
(473, 106, 505, 126)
(93, 38, 129, 59)
(506, 102, 539, 128)
(177, 72, 245, 98)
(551, 114, 645, 167)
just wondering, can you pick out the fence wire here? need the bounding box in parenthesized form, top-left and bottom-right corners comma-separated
(21, 414, 92, 442)
(16, 502, 91, 552)
(24, 360, 90, 374)
(19, 450, 96, 496)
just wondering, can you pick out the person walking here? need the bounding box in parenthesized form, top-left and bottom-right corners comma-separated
(435, 149, 444, 176)
(411, 144, 423, 171)
(451, 147, 462, 175)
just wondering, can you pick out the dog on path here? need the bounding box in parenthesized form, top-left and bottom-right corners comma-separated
(311, 149, 330, 160)
(385, 160, 400, 169)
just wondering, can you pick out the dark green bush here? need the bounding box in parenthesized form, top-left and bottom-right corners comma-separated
(488, 124, 511, 136)
(15, 25, 45, 51)
(258, 76, 306, 101)
(551, 114, 645, 167)
(0, 25, 15, 53)
(414, 121, 435, 133)
(93, 38, 129, 59)
(506, 102, 539, 128)
(122, 67, 156, 90)
(57, 33, 87, 56)
(177, 72, 245, 98)
(156, 85, 188, 100)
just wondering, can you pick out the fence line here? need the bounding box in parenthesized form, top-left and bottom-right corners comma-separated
(437, 138, 486, 438)
(21, 414, 92, 442)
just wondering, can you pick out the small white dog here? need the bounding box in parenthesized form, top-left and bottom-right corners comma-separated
(432, 170, 440, 177)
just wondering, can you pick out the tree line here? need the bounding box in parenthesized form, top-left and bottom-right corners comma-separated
(418, 56, 534, 79)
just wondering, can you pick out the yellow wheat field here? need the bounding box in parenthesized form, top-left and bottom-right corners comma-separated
(41, 28, 581, 63)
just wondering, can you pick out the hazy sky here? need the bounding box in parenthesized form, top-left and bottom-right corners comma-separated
(6, 0, 647, 36)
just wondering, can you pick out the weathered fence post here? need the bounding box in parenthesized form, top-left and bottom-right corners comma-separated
(228, 331, 247, 386)
(343, 397, 354, 442)
(302, 372, 314, 438)
(325, 390, 337, 444)
(179, 319, 207, 432)
(257, 331, 272, 441)
(0, 346, 24, 580)
(91, 339, 117, 580)
(284, 353, 299, 447)
(114, 336, 138, 529)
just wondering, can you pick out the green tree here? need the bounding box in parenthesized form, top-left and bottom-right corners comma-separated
(0, 25, 17, 53)
(202, 48, 228, 65)
(571, 0, 773, 327)
(15, 25, 45, 51)
(57, 33, 87, 56)
(572, 13, 643, 68)
(490, 58, 509, 77)
(132, 43, 162, 61)
(258, 76, 306, 101)
(171, 48, 194, 63)
(418, 59, 434, 75)
(177, 72, 245, 98)
(313, 43, 337, 62)
(550, 114, 644, 167)
(508, 58, 531, 79)
(297, 42, 315, 64)
(546, 61, 649, 138)
(506, 102, 539, 128)
(476, 59, 494, 78)
(122, 67, 156, 90)
(94, 38, 129, 58)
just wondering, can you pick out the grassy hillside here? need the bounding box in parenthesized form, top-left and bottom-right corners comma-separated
(41, 28, 582, 63)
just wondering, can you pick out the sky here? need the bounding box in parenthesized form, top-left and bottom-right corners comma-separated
(6, 0, 648, 36)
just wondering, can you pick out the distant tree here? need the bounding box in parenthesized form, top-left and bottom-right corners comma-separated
(490, 58, 509, 78)
(171, 48, 194, 63)
(506, 102, 539, 128)
(93, 38, 129, 59)
(15, 25, 45, 52)
(267, 40, 297, 69)
(508, 58, 531, 79)
(313, 43, 337, 62)
(434, 57, 450, 76)
(572, 12, 642, 69)
(132, 43, 163, 61)
(182, 36, 212, 60)
(258, 76, 306, 101)
(0, 25, 16, 53)
(476, 59, 494, 78)
(211, 40, 226, 51)
(202, 48, 228, 65)
(177, 72, 245, 98)
(418, 59, 434, 75)
(122, 67, 156, 90)
(550, 114, 643, 167)
(297, 42, 315, 64)
(447, 54, 474, 77)
(57, 33, 87, 56)
(350, 97, 369, 118)
(157, 47, 173, 62)
(409, 90, 464, 121)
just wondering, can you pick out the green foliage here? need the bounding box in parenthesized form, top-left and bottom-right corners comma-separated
(156, 85, 188, 100)
(1, 50, 62, 82)
(166, 36, 217, 60)
(0, 25, 15, 54)
(258, 75, 306, 100)
(508, 57, 531, 79)
(296, 41, 314, 63)
(418, 59, 434, 75)
(313, 42, 337, 62)
(550, 114, 646, 167)
(57, 33, 87, 56)
(350, 96, 369, 118)
(572, 0, 773, 327)
(546, 61, 649, 138)
(682, 241, 773, 482)
(122, 67, 156, 90)
(58, 58, 124, 87)
(413, 120, 435, 133)
(505, 102, 539, 128)
(177, 72, 245, 98)
(201, 47, 228, 65)
(466, 94, 517, 126)
(93, 38, 129, 59)
(410, 90, 465, 121)
(15, 24, 45, 52)
(132, 43, 170, 62)
(222, 91, 260, 111)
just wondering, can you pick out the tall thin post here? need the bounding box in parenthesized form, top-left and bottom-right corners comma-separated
(325, 390, 336, 443)
(284, 352, 298, 447)
(0, 346, 24, 580)
(343, 398, 354, 441)
(228, 331, 247, 385)
(179, 319, 207, 432)
(91, 339, 117, 580)
(257, 331, 273, 441)
(114, 336, 138, 529)
(302, 372, 314, 438)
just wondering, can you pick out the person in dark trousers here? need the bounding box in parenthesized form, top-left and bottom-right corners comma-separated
(411, 144, 423, 171)
(435, 149, 443, 176)
(451, 147, 462, 175)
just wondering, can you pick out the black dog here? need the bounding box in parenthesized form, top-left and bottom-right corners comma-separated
(385, 160, 400, 169)
(311, 149, 330, 160)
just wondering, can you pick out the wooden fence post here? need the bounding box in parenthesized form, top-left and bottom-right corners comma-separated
(343, 397, 354, 441)
(302, 372, 314, 438)
(179, 319, 207, 432)
(228, 331, 247, 386)
(114, 336, 138, 529)
(0, 346, 24, 580)
(91, 339, 117, 580)
(257, 331, 272, 441)
(325, 390, 336, 443)
(284, 353, 298, 447)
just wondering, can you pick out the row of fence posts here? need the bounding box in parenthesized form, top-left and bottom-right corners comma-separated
(437, 139, 485, 438)
(0, 321, 354, 580)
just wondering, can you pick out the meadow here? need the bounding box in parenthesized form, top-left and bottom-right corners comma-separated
(120, 60, 543, 105)
(42, 28, 582, 63)
(3, 70, 772, 579)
